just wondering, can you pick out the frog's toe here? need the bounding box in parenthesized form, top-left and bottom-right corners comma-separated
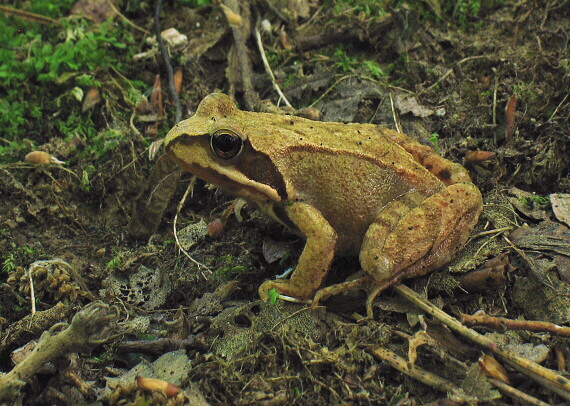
(359, 252, 393, 283)
(258, 280, 277, 301)
(259, 279, 308, 301)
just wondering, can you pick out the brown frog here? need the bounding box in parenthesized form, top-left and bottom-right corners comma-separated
(164, 93, 483, 315)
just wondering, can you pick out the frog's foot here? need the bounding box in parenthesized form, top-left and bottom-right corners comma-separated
(310, 277, 369, 309)
(259, 279, 314, 302)
(364, 281, 392, 319)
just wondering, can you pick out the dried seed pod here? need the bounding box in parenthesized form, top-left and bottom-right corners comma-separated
(173, 68, 183, 95)
(208, 218, 224, 237)
(478, 354, 510, 384)
(25, 151, 64, 165)
(220, 4, 242, 27)
(136, 376, 179, 398)
(464, 150, 495, 163)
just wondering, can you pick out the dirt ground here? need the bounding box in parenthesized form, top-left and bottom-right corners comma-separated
(1, 0, 569, 404)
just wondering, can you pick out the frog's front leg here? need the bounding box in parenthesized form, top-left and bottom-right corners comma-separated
(259, 202, 337, 301)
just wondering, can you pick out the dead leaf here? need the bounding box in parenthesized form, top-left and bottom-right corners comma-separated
(128, 154, 182, 239)
(148, 139, 163, 161)
(458, 253, 508, 292)
(550, 193, 570, 227)
(394, 93, 434, 117)
(262, 237, 292, 264)
(287, 0, 311, 19)
(510, 221, 570, 256)
(555, 255, 570, 283)
(507, 186, 549, 221)
(70, 0, 116, 23)
(317, 79, 383, 122)
(135, 96, 153, 114)
(177, 220, 209, 250)
(184, 26, 227, 59)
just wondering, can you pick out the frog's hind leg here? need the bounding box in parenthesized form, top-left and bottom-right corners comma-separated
(311, 276, 369, 308)
(360, 182, 483, 298)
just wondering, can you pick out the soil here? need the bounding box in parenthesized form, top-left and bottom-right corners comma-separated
(1, 1, 569, 405)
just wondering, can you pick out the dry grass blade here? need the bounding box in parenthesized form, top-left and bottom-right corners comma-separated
(0, 5, 58, 24)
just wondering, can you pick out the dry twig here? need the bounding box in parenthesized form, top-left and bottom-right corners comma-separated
(254, 26, 292, 108)
(422, 55, 487, 94)
(460, 312, 570, 337)
(394, 284, 570, 401)
(371, 347, 466, 395)
(154, 0, 181, 124)
(173, 178, 211, 275)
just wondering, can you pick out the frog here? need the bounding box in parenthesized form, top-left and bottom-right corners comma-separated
(164, 93, 483, 316)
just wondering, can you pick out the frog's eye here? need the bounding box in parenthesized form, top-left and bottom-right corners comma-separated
(211, 129, 243, 160)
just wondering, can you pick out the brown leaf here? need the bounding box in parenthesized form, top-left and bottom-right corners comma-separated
(128, 154, 182, 239)
(279, 30, 293, 50)
(135, 96, 153, 114)
(550, 193, 570, 227)
(262, 237, 291, 264)
(505, 95, 517, 141)
(407, 331, 436, 366)
(458, 253, 509, 292)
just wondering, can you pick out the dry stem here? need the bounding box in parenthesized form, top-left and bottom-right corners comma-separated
(461, 312, 570, 337)
(393, 284, 570, 401)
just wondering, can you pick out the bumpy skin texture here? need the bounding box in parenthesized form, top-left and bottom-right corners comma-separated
(164, 93, 483, 304)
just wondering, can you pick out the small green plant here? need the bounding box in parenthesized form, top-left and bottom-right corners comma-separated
(268, 288, 279, 304)
(428, 133, 441, 154)
(2, 253, 16, 274)
(0, 5, 136, 160)
(332, 0, 387, 17)
(518, 195, 550, 208)
(107, 254, 122, 270)
(1, 244, 37, 273)
(177, 0, 211, 7)
(333, 47, 385, 79)
(214, 255, 247, 280)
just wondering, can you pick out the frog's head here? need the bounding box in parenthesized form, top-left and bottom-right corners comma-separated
(164, 93, 286, 203)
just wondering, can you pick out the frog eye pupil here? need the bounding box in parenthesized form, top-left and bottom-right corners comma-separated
(211, 130, 243, 159)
